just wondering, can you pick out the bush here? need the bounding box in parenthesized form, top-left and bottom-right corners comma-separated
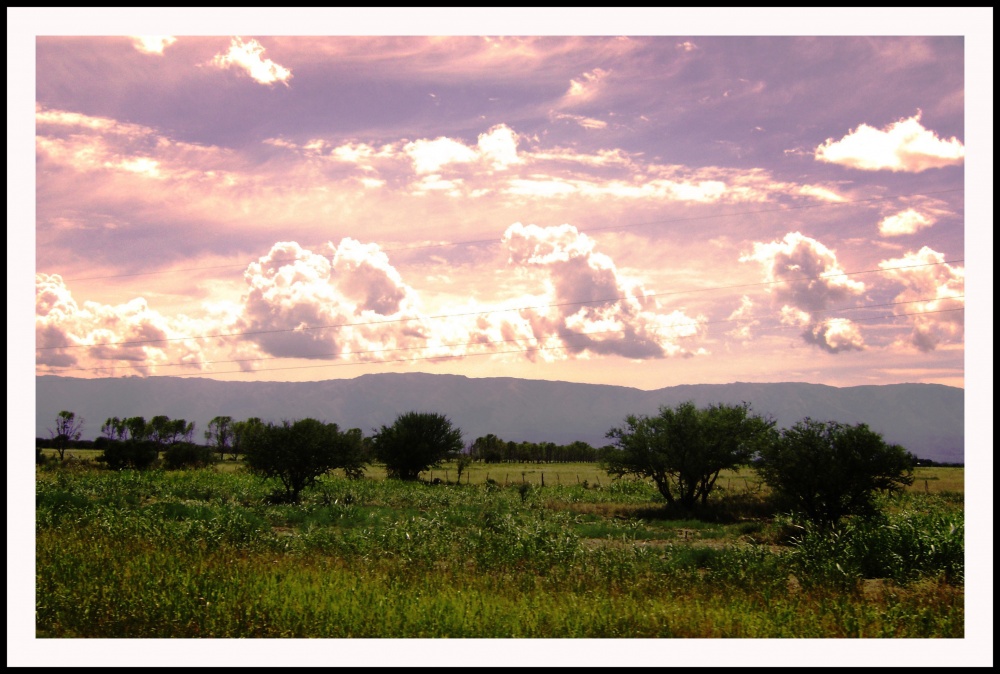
(163, 442, 217, 470)
(98, 440, 159, 471)
(603, 401, 775, 509)
(242, 418, 368, 502)
(372, 411, 464, 481)
(755, 418, 916, 528)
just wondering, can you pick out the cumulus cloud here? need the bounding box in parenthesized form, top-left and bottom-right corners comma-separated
(404, 124, 520, 174)
(498, 223, 706, 360)
(131, 36, 177, 55)
(878, 247, 964, 351)
(742, 232, 866, 353)
(878, 208, 936, 236)
(211, 37, 292, 86)
(814, 112, 964, 172)
(35, 274, 207, 374)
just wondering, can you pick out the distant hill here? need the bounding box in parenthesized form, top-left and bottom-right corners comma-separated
(35, 373, 964, 463)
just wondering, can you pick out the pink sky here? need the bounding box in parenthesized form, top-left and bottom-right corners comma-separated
(18, 19, 983, 391)
(9, 8, 995, 668)
(27, 27, 974, 390)
(17, 17, 990, 394)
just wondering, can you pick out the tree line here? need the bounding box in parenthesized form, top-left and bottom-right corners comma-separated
(43, 401, 918, 527)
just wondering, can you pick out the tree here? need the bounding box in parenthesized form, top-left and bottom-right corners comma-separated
(755, 418, 917, 528)
(602, 401, 775, 509)
(372, 411, 464, 481)
(242, 418, 368, 502)
(205, 415, 234, 461)
(49, 410, 84, 461)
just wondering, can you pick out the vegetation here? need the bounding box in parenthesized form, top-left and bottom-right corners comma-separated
(242, 418, 367, 502)
(34, 463, 964, 639)
(372, 411, 464, 481)
(48, 410, 83, 461)
(755, 419, 917, 528)
(602, 401, 774, 510)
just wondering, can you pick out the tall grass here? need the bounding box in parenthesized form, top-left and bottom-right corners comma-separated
(35, 465, 964, 638)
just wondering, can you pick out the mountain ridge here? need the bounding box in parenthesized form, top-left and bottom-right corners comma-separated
(35, 373, 964, 463)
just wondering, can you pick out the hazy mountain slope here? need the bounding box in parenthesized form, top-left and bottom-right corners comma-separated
(35, 373, 964, 463)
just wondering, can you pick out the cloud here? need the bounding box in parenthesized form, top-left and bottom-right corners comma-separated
(878, 208, 936, 237)
(551, 112, 608, 130)
(814, 112, 964, 172)
(35, 274, 207, 374)
(499, 223, 706, 360)
(878, 247, 964, 351)
(131, 36, 177, 55)
(726, 295, 758, 342)
(563, 68, 611, 105)
(404, 124, 520, 174)
(211, 37, 292, 86)
(742, 232, 866, 352)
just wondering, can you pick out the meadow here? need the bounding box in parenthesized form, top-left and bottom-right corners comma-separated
(35, 459, 963, 638)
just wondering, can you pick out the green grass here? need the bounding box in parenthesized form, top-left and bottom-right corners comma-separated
(35, 462, 965, 638)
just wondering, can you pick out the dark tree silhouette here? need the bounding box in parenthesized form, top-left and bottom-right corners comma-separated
(49, 410, 84, 461)
(755, 418, 916, 528)
(603, 401, 775, 509)
(372, 411, 464, 481)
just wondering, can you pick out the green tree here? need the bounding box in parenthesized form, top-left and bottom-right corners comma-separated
(603, 401, 775, 509)
(755, 418, 917, 528)
(49, 410, 84, 461)
(230, 417, 264, 461)
(242, 418, 368, 502)
(205, 415, 234, 461)
(372, 411, 464, 481)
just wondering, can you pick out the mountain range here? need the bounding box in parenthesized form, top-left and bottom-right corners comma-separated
(35, 373, 964, 463)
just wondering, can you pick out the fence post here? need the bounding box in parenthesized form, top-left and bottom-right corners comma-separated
(541, 473, 545, 487)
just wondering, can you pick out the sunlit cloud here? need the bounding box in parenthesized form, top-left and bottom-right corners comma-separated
(878, 208, 936, 237)
(500, 223, 707, 360)
(742, 232, 866, 353)
(562, 68, 611, 105)
(211, 36, 292, 86)
(878, 247, 964, 351)
(814, 112, 964, 172)
(131, 36, 177, 55)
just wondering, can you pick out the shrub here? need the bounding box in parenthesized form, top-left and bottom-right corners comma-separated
(371, 411, 464, 481)
(755, 418, 916, 528)
(98, 440, 159, 470)
(163, 442, 217, 470)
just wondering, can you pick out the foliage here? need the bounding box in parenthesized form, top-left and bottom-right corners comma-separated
(49, 410, 84, 461)
(97, 440, 159, 470)
(602, 401, 775, 509)
(242, 418, 368, 502)
(372, 411, 464, 481)
(35, 465, 965, 638)
(755, 418, 917, 528)
(205, 415, 234, 461)
(163, 442, 217, 470)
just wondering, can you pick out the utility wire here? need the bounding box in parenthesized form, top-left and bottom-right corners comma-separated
(37, 258, 964, 352)
(51, 187, 964, 283)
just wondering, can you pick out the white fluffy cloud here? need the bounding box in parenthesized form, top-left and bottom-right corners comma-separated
(35, 274, 207, 374)
(131, 36, 177, 55)
(878, 208, 936, 236)
(404, 124, 520, 174)
(814, 112, 964, 172)
(499, 223, 706, 360)
(742, 232, 866, 353)
(211, 37, 292, 86)
(879, 247, 964, 351)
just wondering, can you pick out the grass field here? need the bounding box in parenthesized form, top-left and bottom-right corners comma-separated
(34, 458, 964, 640)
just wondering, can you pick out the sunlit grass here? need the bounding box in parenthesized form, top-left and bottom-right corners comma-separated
(35, 463, 964, 638)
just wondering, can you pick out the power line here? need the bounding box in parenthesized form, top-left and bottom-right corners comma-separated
(37, 258, 964, 352)
(50, 187, 964, 283)
(38, 306, 962, 380)
(40, 297, 964, 375)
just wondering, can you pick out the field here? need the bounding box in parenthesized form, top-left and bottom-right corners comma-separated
(34, 458, 964, 642)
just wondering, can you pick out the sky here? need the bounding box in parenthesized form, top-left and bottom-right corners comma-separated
(20, 14, 987, 392)
(10, 8, 994, 667)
